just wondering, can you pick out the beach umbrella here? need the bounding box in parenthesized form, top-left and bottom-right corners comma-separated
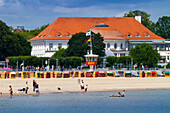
(0, 67, 13, 71)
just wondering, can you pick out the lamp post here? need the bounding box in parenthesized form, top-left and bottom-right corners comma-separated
(48, 59, 50, 71)
(131, 58, 133, 70)
(56, 59, 58, 71)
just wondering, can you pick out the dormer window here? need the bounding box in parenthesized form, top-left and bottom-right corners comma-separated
(37, 36, 39, 38)
(135, 34, 141, 37)
(127, 34, 132, 37)
(145, 34, 150, 37)
(41, 35, 43, 37)
(66, 34, 71, 37)
(57, 34, 62, 37)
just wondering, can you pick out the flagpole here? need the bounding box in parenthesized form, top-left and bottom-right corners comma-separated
(90, 31, 92, 54)
(17, 60, 18, 72)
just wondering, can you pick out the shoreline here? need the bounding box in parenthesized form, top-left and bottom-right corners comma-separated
(1, 77, 170, 97)
(1, 88, 170, 98)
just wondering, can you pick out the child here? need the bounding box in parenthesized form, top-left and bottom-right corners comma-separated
(85, 85, 88, 92)
(25, 81, 29, 95)
(9, 85, 13, 98)
(35, 83, 40, 95)
(122, 90, 125, 97)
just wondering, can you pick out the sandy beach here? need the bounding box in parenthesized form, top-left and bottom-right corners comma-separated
(1, 77, 170, 97)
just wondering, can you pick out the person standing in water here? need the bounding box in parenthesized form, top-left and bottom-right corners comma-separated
(9, 85, 13, 98)
(122, 90, 125, 97)
(85, 85, 88, 92)
(25, 81, 29, 95)
(80, 80, 84, 93)
(35, 82, 40, 95)
(33, 80, 36, 92)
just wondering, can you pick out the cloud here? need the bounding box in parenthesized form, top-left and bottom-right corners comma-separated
(0, 0, 4, 6)
(0, 0, 169, 29)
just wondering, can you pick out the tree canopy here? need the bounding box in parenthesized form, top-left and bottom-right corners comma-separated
(66, 32, 105, 57)
(124, 10, 155, 32)
(155, 16, 170, 39)
(0, 20, 31, 60)
(129, 43, 161, 67)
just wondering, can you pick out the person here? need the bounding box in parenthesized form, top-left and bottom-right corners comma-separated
(25, 81, 29, 95)
(0, 92, 2, 97)
(72, 73, 74, 78)
(80, 80, 84, 93)
(35, 83, 40, 95)
(118, 92, 121, 96)
(122, 90, 125, 97)
(33, 80, 36, 92)
(85, 85, 88, 92)
(9, 85, 13, 98)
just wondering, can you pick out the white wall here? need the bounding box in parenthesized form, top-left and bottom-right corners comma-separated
(104, 40, 126, 50)
(31, 40, 69, 57)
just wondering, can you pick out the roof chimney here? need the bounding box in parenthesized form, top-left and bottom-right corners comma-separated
(135, 16, 141, 23)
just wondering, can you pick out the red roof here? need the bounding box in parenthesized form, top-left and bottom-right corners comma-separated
(29, 17, 164, 41)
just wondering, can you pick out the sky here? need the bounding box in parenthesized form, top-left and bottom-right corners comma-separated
(0, 0, 169, 30)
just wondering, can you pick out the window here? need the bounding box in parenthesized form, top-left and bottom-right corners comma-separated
(114, 53, 117, 57)
(49, 43, 53, 51)
(120, 53, 125, 56)
(58, 43, 62, 48)
(120, 43, 123, 49)
(127, 34, 132, 37)
(107, 43, 110, 48)
(41, 35, 43, 37)
(135, 34, 141, 37)
(57, 34, 62, 37)
(145, 34, 150, 37)
(66, 34, 71, 37)
(114, 43, 117, 49)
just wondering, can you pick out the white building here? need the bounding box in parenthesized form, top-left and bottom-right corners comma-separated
(29, 17, 170, 64)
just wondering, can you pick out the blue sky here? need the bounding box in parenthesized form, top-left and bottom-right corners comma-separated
(0, 0, 169, 30)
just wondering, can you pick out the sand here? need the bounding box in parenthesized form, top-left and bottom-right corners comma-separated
(1, 77, 170, 97)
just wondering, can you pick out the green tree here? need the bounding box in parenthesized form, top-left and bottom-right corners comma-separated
(52, 48, 67, 58)
(155, 16, 170, 39)
(67, 32, 105, 57)
(129, 43, 161, 67)
(13, 24, 49, 40)
(116, 56, 132, 65)
(106, 56, 117, 67)
(124, 10, 155, 32)
(0, 20, 31, 60)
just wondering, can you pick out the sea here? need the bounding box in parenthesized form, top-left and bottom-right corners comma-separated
(0, 90, 170, 113)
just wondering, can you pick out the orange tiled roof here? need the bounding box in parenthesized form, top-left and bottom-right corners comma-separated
(29, 17, 164, 41)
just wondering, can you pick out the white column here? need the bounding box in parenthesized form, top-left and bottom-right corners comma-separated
(166, 56, 168, 62)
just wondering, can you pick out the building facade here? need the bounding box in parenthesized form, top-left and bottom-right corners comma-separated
(29, 17, 170, 64)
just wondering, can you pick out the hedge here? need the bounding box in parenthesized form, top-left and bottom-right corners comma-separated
(6, 56, 84, 68)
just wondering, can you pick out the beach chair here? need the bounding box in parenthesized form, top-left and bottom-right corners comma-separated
(164, 71, 170, 77)
(124, 71, 132, 77)
(62, 71, 70, 78)
(98, 71, 106, 77)
(106, 71, 115, 77)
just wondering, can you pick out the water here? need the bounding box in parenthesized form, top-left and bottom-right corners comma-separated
(0, 90, 170, 113)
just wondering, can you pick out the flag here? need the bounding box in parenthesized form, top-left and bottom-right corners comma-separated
(86, 38, 90, 43)
(16, 61, 18, 65)
(20, 61, 24, 66)
(86, 31, 91, 36)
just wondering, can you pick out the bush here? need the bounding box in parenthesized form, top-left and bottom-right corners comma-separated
(166, 63, 170, 68)
(6, 56, 84, 68)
